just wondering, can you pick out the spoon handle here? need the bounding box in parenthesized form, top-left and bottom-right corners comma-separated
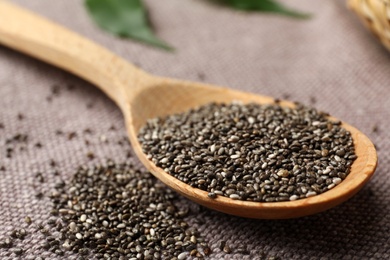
(0, 1, 148, 108)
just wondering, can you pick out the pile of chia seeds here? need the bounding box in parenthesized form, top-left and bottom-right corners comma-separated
(138, 102, 357, 202)
(1, 161, 212, 259)
(28, 161, 209, 259)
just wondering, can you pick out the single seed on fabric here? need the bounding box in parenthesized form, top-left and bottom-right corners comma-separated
(219, 240, 226, 251)
(223, 244, 232, 254)
(17, 113, 24, 120)
(4, 238, 13, 248)
(10, 230, 18, 238)
(236, 245, 250, 255)
(13, 247, 23, 255)
(40, 228, 50, 235)
(19, 229, 26, 238)
(204, 246, 211, 256)
(372, 124, 379, 133)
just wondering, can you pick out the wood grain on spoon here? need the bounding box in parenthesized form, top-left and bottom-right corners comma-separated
(0, 0, 377, 219)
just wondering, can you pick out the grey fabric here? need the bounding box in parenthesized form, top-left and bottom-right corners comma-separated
(1, 0, 389, 259)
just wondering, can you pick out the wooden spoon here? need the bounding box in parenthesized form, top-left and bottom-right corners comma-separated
(0, 1, 377, 219)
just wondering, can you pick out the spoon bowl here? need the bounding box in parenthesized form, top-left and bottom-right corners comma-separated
(0, 1, 377, 219)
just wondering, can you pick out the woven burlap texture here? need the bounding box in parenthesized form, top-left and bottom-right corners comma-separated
(1, 0, 389, 259)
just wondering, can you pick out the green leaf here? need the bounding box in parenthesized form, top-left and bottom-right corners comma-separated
(215, 0, 311, 19)
(85, 0, 173, 50)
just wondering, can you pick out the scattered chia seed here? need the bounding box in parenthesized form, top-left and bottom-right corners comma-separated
(40, 228, 50, 235)
(372, 124, 379, 134)
(24, 216, 32, 225)
(138, 102, 357, 202)
(223, 244, 232, 254)
(203, 246, 211, 256)
(17, 113, 24, 120)
(83, 128, 93, 134)
(51, 84, 61, 95)
(13, 247, 23, 255)
(18, 229, 27, 239)
(236, 245, 250, 255)
(197, 72, 206, 81)
(86, 151, 95, 160)
(219, 240, 226, 251)
(35, 192, 44, 199)
(67, 84, 75, 91)
(35, 172, 45, 183)
(49, 159, 57, 167)
(67, 132, 77, 140)
(2, 238, 13, 248)
(10, 230, 18, 239)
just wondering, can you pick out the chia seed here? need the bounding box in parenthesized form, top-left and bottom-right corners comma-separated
(138, 102, 357, 202)
(13, 247, 23, 255)
(24, 216, 32, 225)
(223, 244, 232, 254)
